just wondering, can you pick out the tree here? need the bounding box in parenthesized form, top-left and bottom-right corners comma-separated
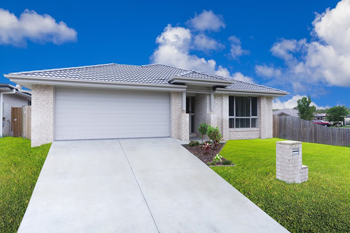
(198, 123, 208, 144)
(297, 96, 316, 121)
(326, 106, 349, 126)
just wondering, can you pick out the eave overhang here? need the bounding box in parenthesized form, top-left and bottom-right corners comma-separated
(215, 87, 289, 97)
(5, 74, 187, 92)
(169, 76, 234, 87)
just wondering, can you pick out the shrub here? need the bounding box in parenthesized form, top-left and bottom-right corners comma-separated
(203, 142, 211, 153)
(222, 160, 233, 165)
(198, 123, 208, 144)
(189, 140, 199, 147)
(207, 125, 222, 146)
(213, 154, 223, 163)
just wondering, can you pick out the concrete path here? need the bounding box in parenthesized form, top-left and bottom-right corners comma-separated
(19, 138, 288, 233)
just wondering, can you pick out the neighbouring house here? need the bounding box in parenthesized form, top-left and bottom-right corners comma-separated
(273, 108, 299, 117)
(314, 113, 327, 120)
(0, 84, 31, 137)
(4, 63, 288, 147)
(344, 115, 350, 126)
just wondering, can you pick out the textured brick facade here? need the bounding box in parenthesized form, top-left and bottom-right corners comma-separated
(30, 87, 274, 145)
(170, 92, 189, 141)
(31, 85, 54, 147)
(260, 96, 273, 139)
(276, 141, 308, 183)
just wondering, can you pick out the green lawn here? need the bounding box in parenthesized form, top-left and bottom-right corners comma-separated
(213, 138, 350, 233)
(0, 137, 51, 233)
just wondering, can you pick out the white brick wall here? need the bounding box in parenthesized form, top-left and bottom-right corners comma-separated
(2, 94, 29, 136)
(260, 96, 273, 139)
(170, 92, 189, 141)
(31, 85, 54, 147)
(194, 94, 210, 136)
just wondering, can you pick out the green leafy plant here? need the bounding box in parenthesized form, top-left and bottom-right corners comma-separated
(222, 160, 233, 165)
(297, 96, 316, 121)
(207, 125, 222, 146)
(213, 154, 223, 163)
(198, 123, 208, 144)
(189, 140, 199, 147)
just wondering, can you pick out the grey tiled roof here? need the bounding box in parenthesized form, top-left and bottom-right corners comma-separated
(226, 80, 286, 93)
(9, 63, 287, 94)
(273, 108, 299, 117)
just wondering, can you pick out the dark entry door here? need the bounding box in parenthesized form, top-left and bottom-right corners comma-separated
(186, 97, 195, 134)
(11, 107, 23, 137)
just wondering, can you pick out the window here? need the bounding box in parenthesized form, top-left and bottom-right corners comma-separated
(229, 96, 258, 128)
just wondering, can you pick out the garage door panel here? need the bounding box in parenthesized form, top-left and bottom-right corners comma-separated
(55, 88, 170, 140)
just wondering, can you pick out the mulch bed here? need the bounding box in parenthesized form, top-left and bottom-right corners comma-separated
(184, 143, 235, 166)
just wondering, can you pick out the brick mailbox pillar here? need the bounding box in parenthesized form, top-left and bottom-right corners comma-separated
(276, 141, 308, 183)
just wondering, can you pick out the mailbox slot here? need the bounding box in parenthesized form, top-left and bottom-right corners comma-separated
(292, 148, 299, 156)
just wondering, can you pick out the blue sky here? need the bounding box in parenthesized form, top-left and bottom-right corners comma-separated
(0, 0, 348, 109)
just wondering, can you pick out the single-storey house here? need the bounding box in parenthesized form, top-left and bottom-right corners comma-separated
(273, 108, 299, 117)
(0, 84, 31, 137)
(314, 113, 327, 120)
(5, 63, 288, 147)
(344, 115, 350, 126)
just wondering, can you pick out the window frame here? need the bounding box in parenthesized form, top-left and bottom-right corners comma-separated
(229, 96, 258, 129)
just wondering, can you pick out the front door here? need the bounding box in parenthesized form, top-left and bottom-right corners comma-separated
(186, 97, 195, 134)
(11, 107, 23, 137)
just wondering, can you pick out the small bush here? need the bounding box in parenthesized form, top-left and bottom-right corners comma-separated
(203, 142, 211, 153)
(213, 154, 223, 163)
(198, 123, 208, 144)
(189, 140, 200, 147)
(207, 126, 222, 146)
(222, 160, 233, 165)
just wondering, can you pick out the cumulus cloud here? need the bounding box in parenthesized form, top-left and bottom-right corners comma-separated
(151, 24, 254, 83)
(228, 36, 249, 59)
(261, 0, 350, 90)
(186, 10, 225, 32)
(255, 65, 281, 78)
(273, 95, 328, 109)
(193, 34, 224, 52)
(0, 8, 77, 46)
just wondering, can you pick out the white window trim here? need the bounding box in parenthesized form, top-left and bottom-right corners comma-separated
(229, 96, 258, 129)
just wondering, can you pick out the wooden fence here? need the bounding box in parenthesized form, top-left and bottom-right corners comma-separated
(22, 106, 31, 140)
(273, 115, 350, 146)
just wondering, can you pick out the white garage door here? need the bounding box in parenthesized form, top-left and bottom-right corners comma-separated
(55, 87, 170, 140)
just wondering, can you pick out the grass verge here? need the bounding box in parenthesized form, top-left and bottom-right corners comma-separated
(213, 138, 350, 232)
(0, 137, 51, 232)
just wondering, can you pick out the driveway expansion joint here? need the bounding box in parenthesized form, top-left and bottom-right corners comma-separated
(117, 140, 161, 233)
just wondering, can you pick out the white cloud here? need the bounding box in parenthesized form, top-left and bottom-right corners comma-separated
(0, 8, 77, 46)
(193, 34, 224, 52)
(186, 10, 225, 32)
(255, 65, 281, 78)
(216, 66, 254, 83)
(263, 0, 350, 89)
(151, 24, 254, 83)
(270, 39, 306, 61)
(228, 36, 249, 59)
(273, 95, 328, 109)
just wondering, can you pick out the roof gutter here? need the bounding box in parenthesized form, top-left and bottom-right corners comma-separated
(5, 75, 187, 92)
(215, 87, 289, 97)
(169, 76, 234, 86)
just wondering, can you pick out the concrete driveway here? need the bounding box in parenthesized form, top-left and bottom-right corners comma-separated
(19, 138, 288, 233)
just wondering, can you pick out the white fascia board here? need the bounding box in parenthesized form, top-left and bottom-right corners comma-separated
(215, 88, 288, 97)
(6, 75, 187, 92)
(169, 76, 234, 86)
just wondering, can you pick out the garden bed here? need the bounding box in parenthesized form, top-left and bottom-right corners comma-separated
(184, 142, 235, 166)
